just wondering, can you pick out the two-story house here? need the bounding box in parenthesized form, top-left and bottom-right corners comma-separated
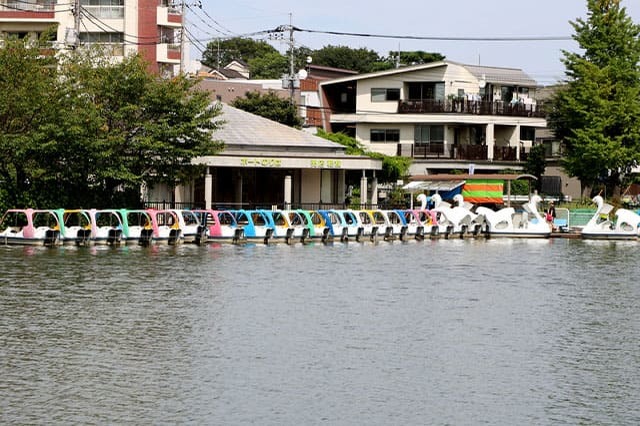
(319, 61, 547, 177)
(0, 0, 183, 76)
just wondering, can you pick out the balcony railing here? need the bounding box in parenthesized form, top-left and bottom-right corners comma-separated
(1, 0, 54, 12)
(399, 143, 528, 162)
(398, 99, 546, 118)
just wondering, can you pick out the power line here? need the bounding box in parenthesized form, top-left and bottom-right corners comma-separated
(295, 27, 573, 42)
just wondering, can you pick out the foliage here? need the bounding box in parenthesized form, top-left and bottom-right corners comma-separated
(308, 45, 388, 73)
(231, 91, 303, 128)
(247, 51, 289, 79)
(499, 170, 529, 195)
(524, 143, 547, 192)
(0, 38, 223, 210)
(385, 51, 446, 67)
(201, 38, 279, 70)
(547, 0, 640, 197)
(202, 37, 447, 77)
(315, 129, 411, 183)
(315, 129, 366, 155)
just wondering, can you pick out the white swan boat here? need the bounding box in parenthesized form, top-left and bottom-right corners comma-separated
(580, 195, 640, 240)
(475, 195, 551, 238)
(431, 193, 481, 237)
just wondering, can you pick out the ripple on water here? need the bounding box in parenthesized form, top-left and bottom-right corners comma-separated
(0, 239, 639, 424)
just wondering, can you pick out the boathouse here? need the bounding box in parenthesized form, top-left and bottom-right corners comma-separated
(146, 103, 382, 209)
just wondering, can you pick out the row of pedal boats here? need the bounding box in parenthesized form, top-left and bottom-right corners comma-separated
(1, 194, 638, 247)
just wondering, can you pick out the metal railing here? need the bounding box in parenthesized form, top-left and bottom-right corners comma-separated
(143, 201, 383, 211)
(398, 99, 546, 118)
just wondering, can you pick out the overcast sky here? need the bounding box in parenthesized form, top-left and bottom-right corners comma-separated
(188, 0, 640, 86)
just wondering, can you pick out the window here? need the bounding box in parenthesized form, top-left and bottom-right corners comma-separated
(414, 125, 444, 144)
(371, 88, 400, 102)
(79, 32, 124, 55)
(79, 32, 124, 43)
(501, 86, 515, 102)
(81, 0, 124, 5)
(371, 129, 400, 143)
(81, 0, 124, 19)
(407, 82, 445, 101)
(520, 126, 535, 141)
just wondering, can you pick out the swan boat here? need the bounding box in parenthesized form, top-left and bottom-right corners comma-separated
(431, 194, 482, 238)
(475, 195, 551, 238)
(146, 209, 183, 245)
(193, 209, 246, 244)
(580, 195, 640, 240)
(58, 209, 93, 246)
(0, 209, 62, 246)
(121, 209, 155, 245)
(87, 209, 125, 246)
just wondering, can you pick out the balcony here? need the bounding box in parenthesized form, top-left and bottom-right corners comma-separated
(398, 98, 546, 118)
(0, 0, 55, 18)
(398, 143, 528, 162)
(157, 42, 180, 63)
(157, 5, 182, 27)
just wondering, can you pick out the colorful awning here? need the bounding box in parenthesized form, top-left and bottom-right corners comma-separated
(462, 179, 504, 204)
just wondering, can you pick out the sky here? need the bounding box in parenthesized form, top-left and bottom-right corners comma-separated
(186, 0, 640, 86)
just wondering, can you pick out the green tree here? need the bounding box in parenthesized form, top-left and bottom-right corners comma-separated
(247, 51, 289, 79)
(232, 91, 303, 128)
(524, 144, 547, 192)
(57, 48, 224, 207)
(202, 37, 289, 78)
(309, 45, 388, 73)
(385, 50, 446, 67)
(547, 0, 640, 198)
(0, 34, 59, 209)
(0, 39, 224, 210)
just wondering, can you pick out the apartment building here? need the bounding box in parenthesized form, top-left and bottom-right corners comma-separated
(319, 61, 548, 177)
(0, 0, 183, 76)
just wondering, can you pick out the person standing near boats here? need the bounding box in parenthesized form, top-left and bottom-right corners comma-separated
(546, 201, 556, 230)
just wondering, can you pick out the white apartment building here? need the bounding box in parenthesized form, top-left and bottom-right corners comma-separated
(319, 61, 548, 177)
(0, 0, 183, 76)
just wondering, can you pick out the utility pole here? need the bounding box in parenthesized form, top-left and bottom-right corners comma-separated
(74, 0, 81, 36)
(180, 0, 186, 74)
(288, 13, 295, 104)
(65, 0, 81, 48)
(273, 18, 299, 104)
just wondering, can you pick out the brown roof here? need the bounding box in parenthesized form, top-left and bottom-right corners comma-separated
(410, 173, 537, 181)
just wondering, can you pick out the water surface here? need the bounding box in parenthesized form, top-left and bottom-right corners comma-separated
(1, 239, 639, 425)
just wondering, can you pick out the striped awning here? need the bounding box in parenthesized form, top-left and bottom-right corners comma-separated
(462, 179, 504, 204)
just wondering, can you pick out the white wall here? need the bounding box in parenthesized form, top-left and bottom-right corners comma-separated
(300, 169, 321, 204)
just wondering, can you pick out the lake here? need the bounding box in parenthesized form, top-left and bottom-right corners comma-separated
(1, 238, 639, 425)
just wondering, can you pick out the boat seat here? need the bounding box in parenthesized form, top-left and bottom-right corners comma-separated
(554, 218, 568, 227)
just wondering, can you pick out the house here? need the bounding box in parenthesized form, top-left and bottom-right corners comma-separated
(196, 60, 251, 80)
(0, 0, 183, 76)
(319, 61, 548, 178)
(147, 103, 382, 209)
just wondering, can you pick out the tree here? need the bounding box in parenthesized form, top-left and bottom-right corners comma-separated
(547, 0, 640, 198)
(0, 39, 224, 210)
(247, 52, 289, 79)
(232, 91, 303, 128)
(385, 51, 445, 67)
(0, 34, 60, 209)
(309, 45, 389, 73)
(524, 144, 547, 192)
(201, 38, 281, 72)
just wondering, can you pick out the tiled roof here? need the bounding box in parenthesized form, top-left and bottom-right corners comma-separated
(214, 103, 344, 151)
(463, 64, 538, 86)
